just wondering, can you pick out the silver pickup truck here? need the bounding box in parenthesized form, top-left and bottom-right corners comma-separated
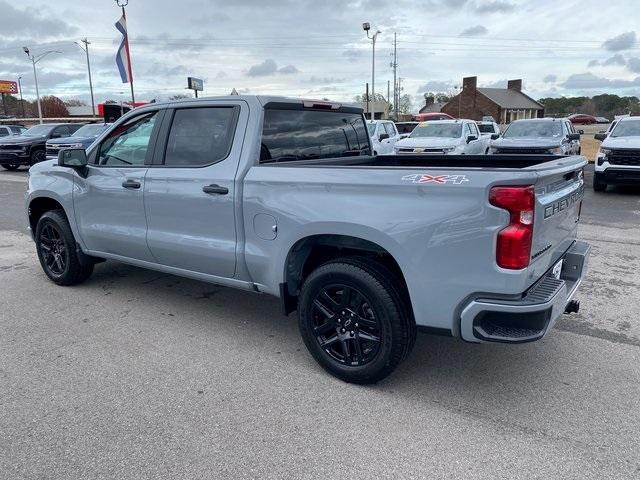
(25, 96, 590, 384)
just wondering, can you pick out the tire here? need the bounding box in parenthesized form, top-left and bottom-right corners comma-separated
(35, 209, 94, 286)
(593, 173, 607, 192)
(1, 164, 19, 171)
(30, 149, 46, 165)
(298, 257, 416, 384)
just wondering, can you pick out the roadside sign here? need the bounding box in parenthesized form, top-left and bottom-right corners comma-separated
(187, 77, 203, 91)
(0, 80, 18, 94)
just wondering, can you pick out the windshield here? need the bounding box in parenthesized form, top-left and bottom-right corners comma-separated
(23, 125, 55, 136)
(409, 123, 462, 138)
(610, 120, 640, 137)
(72, 124, 109, 137)
(503, 121, 562, 138)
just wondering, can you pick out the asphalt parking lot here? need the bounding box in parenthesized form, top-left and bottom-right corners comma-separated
(1, 166, 639, 479)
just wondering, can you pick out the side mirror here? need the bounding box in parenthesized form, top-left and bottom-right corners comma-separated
(58, 148, 88, 168)
(594, 133, 606, 141)
(379, 133, 390, 141)
(568, 133, 580, 141)
(466, 135, 478, 143)
(490, 133, 500, 140)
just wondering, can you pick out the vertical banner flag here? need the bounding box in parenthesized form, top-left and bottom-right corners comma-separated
(115, 13, 132, 84)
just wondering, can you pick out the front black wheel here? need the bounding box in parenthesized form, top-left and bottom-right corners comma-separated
(35, 210, 94, 286)
(30, 149, 46, 165)
(593, 173, 607, 192)
(1, 164, 20, 171)
(298, 258, 415, 384)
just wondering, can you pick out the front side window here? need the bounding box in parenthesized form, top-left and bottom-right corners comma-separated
(384, 123, 396, 136)
(52, 126, 72, 138)
(260, 109, 370, 162)
(164, 107, 237, 166)
(98, 111, 158, 166)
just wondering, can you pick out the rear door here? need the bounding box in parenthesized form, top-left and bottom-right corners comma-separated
(144, 102, 245, 278)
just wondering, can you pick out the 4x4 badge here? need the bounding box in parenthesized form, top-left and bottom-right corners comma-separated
(402, 174, 469, 185)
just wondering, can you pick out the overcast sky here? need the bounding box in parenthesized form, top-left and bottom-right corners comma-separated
(1, 0, 639, 110)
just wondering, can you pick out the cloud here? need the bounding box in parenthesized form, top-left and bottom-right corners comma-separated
(627, 57, 640, 73)
(306, 76, 346, 84)
(246, 59, 299, 77)
(562, 72, 640, 89)
(459, 25, 488, 36)
(247, 59, 278, 77)
(417, 80, 455, 92)
(278, 64, 300, 75)
(342, 49, 365, 60)
(0, 0, 77, 38)
(603, 54, 626, 66)
(475, 1, 515, 14)
(588, 59, 600, 67)
(602, 31, 636, 51)
(543, 74, 557, 83)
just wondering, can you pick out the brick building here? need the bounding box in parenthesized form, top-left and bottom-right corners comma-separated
(441, 76, 544, 123)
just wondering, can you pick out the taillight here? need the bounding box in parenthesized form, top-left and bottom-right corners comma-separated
(489, 185, 535, 269)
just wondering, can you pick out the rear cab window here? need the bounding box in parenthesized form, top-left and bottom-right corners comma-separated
(260, 105, 371, 163)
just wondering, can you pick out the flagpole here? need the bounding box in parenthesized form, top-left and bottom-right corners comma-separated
(116, 0, 135, 104)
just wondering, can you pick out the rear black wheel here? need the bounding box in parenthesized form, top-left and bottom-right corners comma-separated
(35, 210, 94, 285)
(298, 258, 415, 384)
(1, 164, 19, 171)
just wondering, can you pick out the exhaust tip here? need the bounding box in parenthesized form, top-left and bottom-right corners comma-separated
(564, 300, 580, 314)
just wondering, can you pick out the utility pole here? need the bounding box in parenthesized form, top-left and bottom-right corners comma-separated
(387, 80, 390, 118)
(391, 32, 398, 120)
(397, 77, 404, 116)
(23, 47, 61, 123)
(17, 76, 25, 118)
(75, 38, 96, 117)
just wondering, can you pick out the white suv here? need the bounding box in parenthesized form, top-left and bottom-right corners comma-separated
(594, 116, 640, 191)
(394, 119, 490, 155)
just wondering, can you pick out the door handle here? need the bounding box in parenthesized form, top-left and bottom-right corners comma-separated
(122, 179, 141, 189)
(203, 184, 229, 195)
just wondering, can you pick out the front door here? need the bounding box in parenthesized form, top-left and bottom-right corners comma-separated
(73, 110, 162, 261)
(144, 103, 244, 278)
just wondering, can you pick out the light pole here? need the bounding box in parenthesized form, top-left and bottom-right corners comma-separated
(363, 22, 380, 121)
(23, 47, 61, 124)
(74, 38, 96, 117)
(17, 76, 25, 118)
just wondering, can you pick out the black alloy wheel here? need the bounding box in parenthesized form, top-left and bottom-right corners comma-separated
(311, 284, 382, 367)
(39, 223, 68, 277)
(1, 164, 19, 171)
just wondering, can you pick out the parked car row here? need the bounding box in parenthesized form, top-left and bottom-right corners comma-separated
(0, 122, 109, 171)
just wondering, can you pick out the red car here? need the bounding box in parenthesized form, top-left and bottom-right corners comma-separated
(568, 114, 597, 125)
(413, 112, 455, 121)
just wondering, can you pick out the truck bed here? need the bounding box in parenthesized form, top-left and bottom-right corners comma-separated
(263, 154, 574, 169)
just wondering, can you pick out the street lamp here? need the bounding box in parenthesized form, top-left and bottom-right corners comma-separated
(363, 22, 381, 121)
(23, 47, 61, 124)
(74, 39, 96, 117)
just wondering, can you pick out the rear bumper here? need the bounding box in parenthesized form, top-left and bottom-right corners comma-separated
(459, 240, 590, 343)
(596, 169, 640, 185)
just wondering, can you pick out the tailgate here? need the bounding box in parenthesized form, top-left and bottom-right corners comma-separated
(529, 162, 585, 282)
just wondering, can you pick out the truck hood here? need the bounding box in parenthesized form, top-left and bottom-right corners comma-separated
(0, 135, 45, 145)
(396, 137, 462, 149)
(601, 136, 640, 149)
(492, 137, 561, 149)
(47, 136, 97, 145)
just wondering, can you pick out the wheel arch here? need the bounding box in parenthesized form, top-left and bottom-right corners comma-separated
(280, 233, 412, 317)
